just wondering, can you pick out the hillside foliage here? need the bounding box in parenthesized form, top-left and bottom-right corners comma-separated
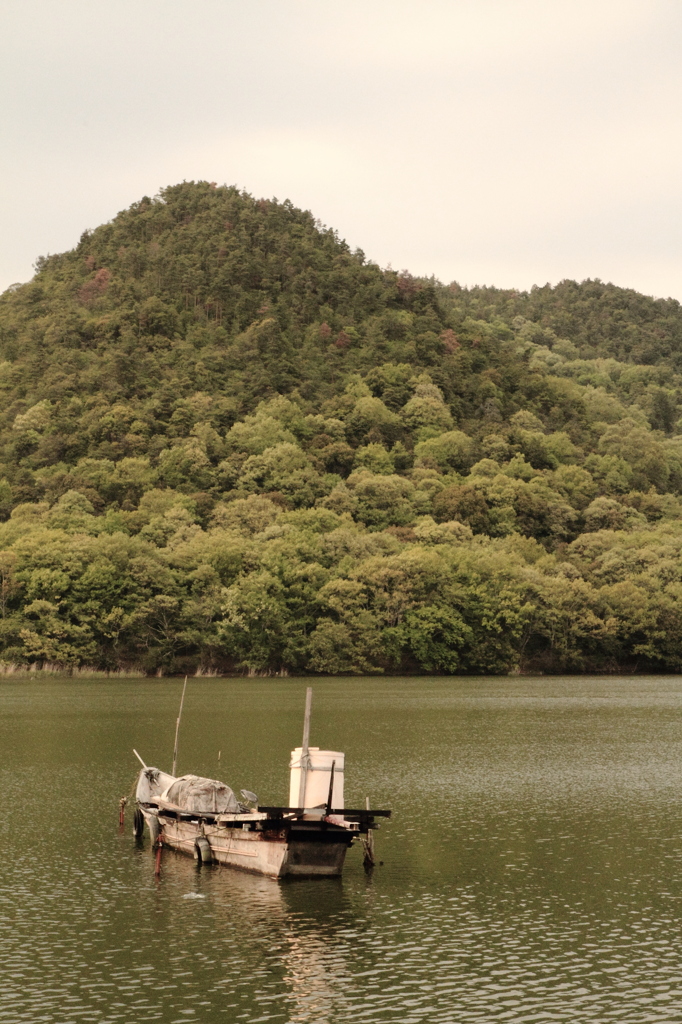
(2, 181, 682, 674)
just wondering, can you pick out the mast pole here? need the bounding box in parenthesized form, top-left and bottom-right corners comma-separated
(171, 676, 188, 777)
(297, 686, 313, 808)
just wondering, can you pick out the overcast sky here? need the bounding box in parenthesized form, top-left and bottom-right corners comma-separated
(2, 0, 682, 298)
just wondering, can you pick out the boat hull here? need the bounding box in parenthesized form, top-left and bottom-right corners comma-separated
(148, 811, 351, 878)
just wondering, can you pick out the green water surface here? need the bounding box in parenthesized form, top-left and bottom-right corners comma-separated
(2, 675, 682, 1023)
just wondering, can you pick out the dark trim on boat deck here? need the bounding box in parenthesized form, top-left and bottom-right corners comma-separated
(258, 807, 392, 819)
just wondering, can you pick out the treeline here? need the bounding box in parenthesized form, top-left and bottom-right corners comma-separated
(0, 181, 681, 673)
(1, 491, 681, 674)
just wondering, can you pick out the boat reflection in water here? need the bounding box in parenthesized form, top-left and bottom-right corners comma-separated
(147, 849, 357, 1024)
(280, 893, 355, 1024)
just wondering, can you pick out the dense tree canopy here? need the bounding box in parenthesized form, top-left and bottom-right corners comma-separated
(2, 181, 682, 673)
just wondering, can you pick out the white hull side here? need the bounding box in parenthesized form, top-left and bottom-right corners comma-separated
(151, 815, 349, 878)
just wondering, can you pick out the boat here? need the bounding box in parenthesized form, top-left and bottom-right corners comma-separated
(130, 687, 390, 878)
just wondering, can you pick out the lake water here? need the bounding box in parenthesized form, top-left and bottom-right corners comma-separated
(2, 675, 682, 1023)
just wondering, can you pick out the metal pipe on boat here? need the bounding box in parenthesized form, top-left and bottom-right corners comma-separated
(325, 760, 336, 816)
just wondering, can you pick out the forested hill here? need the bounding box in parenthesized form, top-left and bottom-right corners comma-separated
(1, 181, 682, 675)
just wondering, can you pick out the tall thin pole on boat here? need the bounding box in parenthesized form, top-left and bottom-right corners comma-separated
(171, 676, 188, 777)
(326, 760, 336, 815)
(297, 686, 313, 807)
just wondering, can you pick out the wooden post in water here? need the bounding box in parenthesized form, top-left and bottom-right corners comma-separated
(171, 676, 188, 778)
(154, 837, 163, 877)
(362, 795, 376, 869)
(297, 687, 313, 808)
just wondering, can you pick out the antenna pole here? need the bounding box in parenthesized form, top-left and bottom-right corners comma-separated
(171, 676, 188, 777)
(297, 687, 313, 808)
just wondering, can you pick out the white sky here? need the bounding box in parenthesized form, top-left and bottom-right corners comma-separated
(2, 0, 682, 298)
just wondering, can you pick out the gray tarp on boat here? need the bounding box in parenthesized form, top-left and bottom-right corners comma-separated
(164, 774, 240, 813)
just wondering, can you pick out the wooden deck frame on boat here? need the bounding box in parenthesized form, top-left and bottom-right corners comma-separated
(138, 803, 390, 878)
